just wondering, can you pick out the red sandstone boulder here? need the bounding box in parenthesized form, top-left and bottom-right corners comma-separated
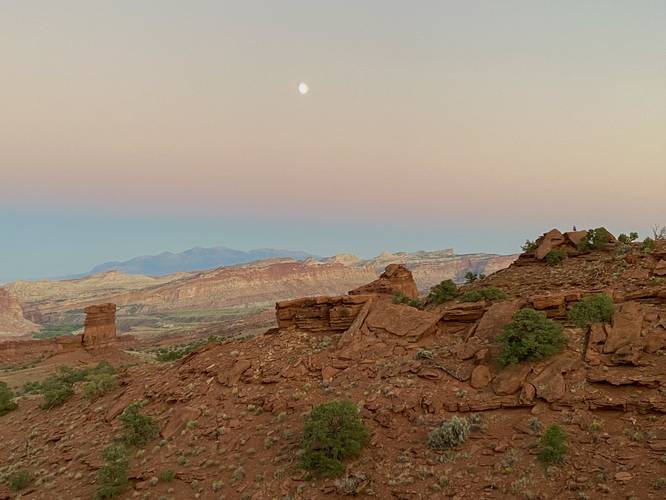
(349, 264, 418, 299)
(603, 302, 643, 354)
(534, 229, 566, 260)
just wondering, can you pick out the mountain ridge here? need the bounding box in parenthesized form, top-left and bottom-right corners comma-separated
(85, 245, 318, 276)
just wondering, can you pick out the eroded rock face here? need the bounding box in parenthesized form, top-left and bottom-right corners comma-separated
(349, 264, 418, 299)
(275, 295, 371, 333)
(82, 303, 117, 348)
(0, 288, 39, 336)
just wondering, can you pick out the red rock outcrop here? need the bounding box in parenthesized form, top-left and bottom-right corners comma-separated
(348, 264, 418, 298)
(527, 227, 616, 261)
(277, 266, 440, 356)
(81, 303, 117, 348)
(275, 295, 371, 333)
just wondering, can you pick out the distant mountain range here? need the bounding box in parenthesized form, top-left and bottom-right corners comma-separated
(86, 246, 317, 276)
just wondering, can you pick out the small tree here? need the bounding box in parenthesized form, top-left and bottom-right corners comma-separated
(301, 400, 370, 477)
(497, 309, 567, 366)
(464, 271, 478, 284)
(0, 382, 18, 416)
(618, 232, 639, 244)
(425, 280, 459, 305)
(577, 227, 613, 252)
(567, 294, 614, 329)
(538, 425, 567, 464)
(521, 240, 538, 253)
(120, 402, 160, 446)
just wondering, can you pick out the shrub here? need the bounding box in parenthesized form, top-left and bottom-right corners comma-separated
(577, 227, 613, 252)
(154, 339, 206, 362)
(521, 240, 538, 253)
(464, 271, 479, 284)
(642, 237, 656, 253)
(53, 365, 90, 385)
(33, 323, 81, 340)
(159, 469, 176, 482)
(8, 470, 31, 491)
(427, 416, 470, 450)
(544, 249, 566, 266)
(301, 400, 370, 477)
(618, 232, 639, 244)
(459, 287, 508, 303)
(40, 378, 74, 409)
(0, 381, 18, 416)
(393, 292, 423, 309)
(537, 425, 566, 464)
(95, 443, 129, 499)
(83, 373, 117, 400)
(497, 309, 567, 366)
(567, 293, 614, 329)
(33, 361, 116, 409)
(425, 280, 459, 305)
(120, 402, 160, 447)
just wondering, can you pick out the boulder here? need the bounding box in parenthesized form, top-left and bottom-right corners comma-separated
(563, 230, 589, 247)
(654, 260, 666, 277)
(363, 303, 440, 341)
(534, 229, 566, 260)
(492, 364, 531, 396)
(474, 300, 522, 342)
(603, 302, 643, 354)
(349, 264, 418, 299)
(470, 365, 492, 389)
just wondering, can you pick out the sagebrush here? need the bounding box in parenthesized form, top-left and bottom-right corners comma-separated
(427, 416, 471, 450)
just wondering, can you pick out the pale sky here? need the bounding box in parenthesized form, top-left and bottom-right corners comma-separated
(1, 1, 665, 281)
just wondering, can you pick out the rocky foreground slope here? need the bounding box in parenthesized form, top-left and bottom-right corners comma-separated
(2, 231, 665, 499)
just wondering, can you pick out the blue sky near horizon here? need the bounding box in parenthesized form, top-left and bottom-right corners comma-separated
(1, 1, 665, 282)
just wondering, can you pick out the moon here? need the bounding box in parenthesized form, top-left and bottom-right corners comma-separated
(298, 82, 309, 95)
